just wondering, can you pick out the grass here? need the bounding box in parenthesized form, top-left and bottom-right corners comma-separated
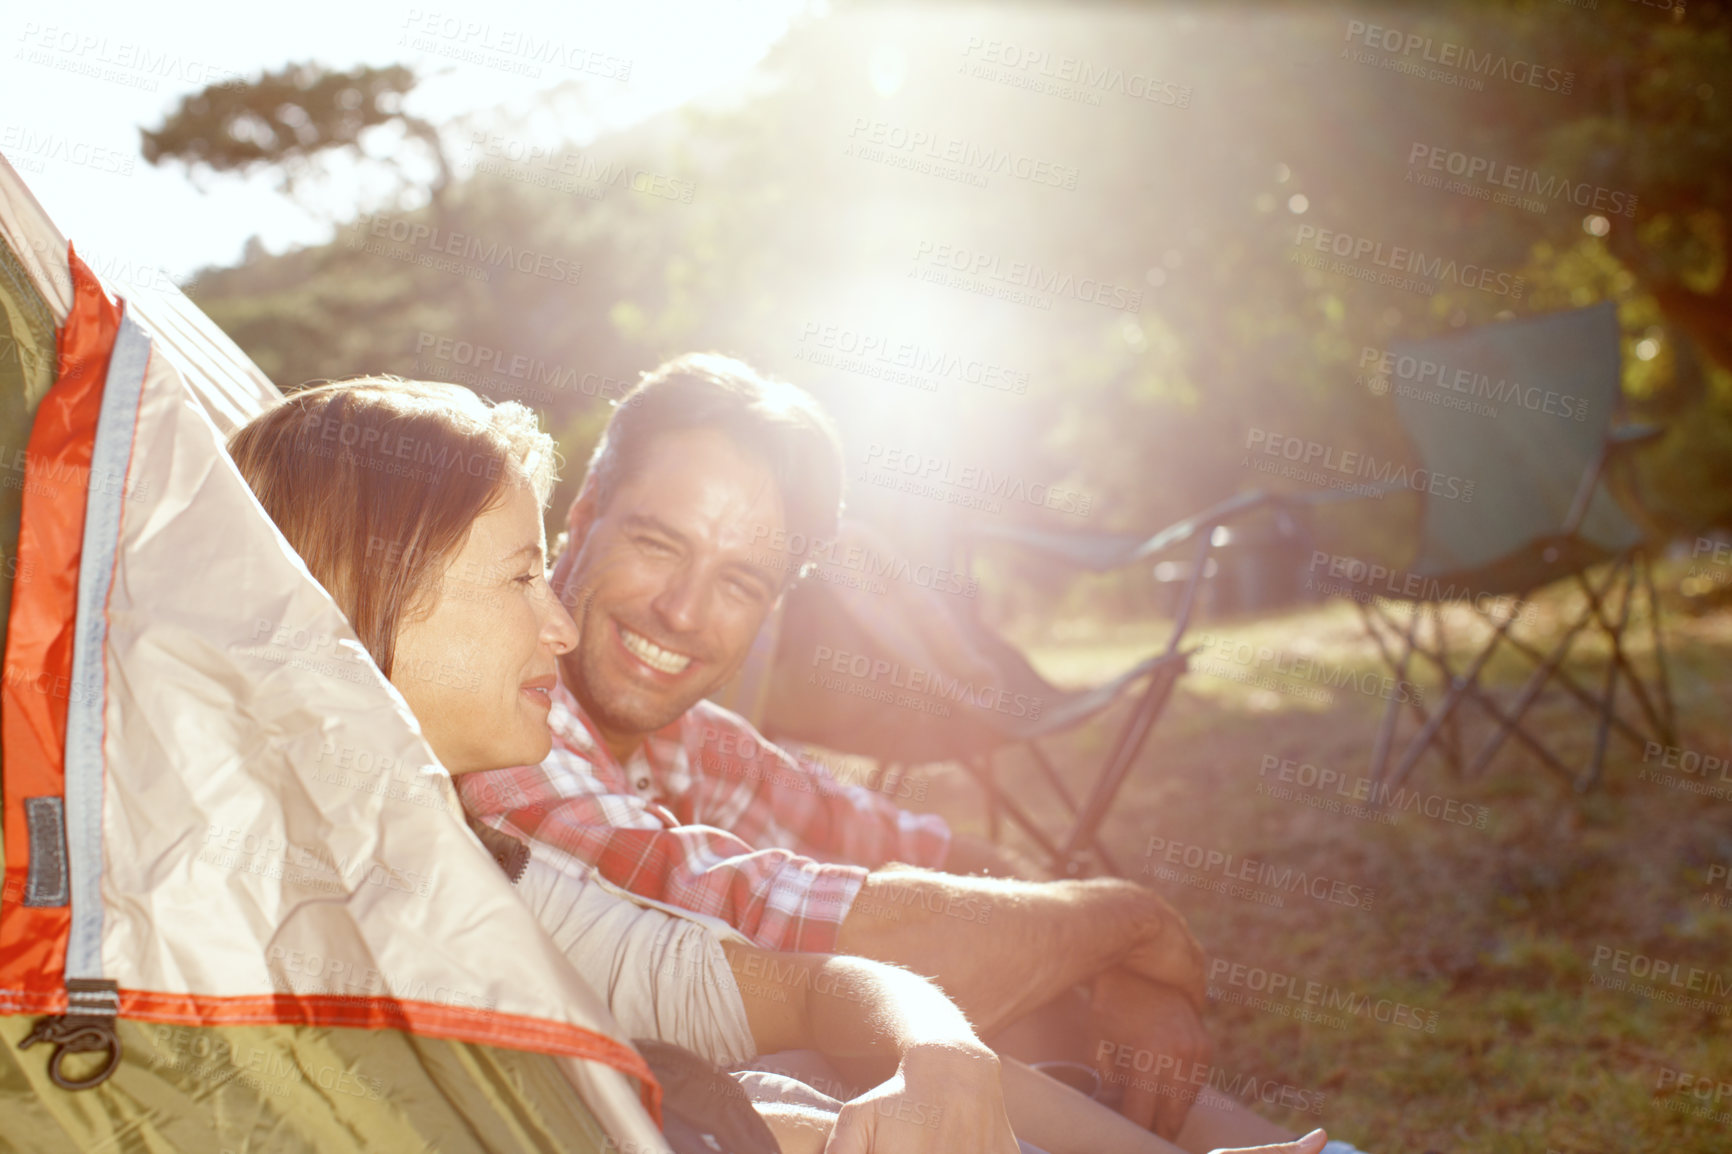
(911, 560, 1732, 1154)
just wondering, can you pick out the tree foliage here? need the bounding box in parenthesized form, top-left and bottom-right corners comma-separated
(142, 62, 452, 212)
(176, 1, 1732, 588)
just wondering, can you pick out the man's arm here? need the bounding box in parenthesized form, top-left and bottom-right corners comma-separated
(833, 866, 1205, 1037)
(689, 706, 954, 872)
(943, 830, 1047, 879)
(722, 941, 1312, 1154)
(461, 765, 870, 952)
(722, 942, 1019, 1154)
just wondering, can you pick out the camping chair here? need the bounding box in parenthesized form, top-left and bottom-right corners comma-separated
(1347, 302, 1676, 794)
(743, 492, 1282, 878)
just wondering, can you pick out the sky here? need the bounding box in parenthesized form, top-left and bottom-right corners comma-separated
(0, 0, 812, 279)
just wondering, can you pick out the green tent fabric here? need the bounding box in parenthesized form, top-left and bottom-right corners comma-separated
(0, 1014, 612, 1153)
(0, 223, 57, 706)
(0, 159, 666, 1154)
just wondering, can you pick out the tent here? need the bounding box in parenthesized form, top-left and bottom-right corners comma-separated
(0, 156, 670, 1154)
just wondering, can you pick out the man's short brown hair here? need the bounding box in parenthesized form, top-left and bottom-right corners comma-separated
(578, 353, 844, 567)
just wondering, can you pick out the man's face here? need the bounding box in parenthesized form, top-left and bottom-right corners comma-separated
(552, 428, 786, 749)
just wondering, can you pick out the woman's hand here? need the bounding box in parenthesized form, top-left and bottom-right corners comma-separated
(825, 1042, 1019, 1154)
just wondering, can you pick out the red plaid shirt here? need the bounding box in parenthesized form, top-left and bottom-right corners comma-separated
(458, 682, 952, 953)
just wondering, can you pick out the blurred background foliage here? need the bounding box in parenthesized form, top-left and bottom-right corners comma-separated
(154, 0, 1732, 620)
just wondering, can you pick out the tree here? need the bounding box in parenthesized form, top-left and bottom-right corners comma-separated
(142, 62, 455, 223)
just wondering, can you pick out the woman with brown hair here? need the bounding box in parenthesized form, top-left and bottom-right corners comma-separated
(228, 376, 1332, 1154)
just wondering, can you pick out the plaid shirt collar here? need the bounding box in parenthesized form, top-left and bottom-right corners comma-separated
(549, 680, 697, 821)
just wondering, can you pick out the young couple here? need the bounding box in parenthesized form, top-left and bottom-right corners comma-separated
(227, 370, 1341, 1154)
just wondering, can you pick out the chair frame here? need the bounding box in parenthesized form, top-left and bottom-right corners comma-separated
(902, 493, 1277, 878)
(1355, 429, 1677, 793)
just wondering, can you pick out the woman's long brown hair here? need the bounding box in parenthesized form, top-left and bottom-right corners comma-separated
(228, 378, 555, 677)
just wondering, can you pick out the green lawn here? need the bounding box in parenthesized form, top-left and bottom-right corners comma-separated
(920, 562, 1732, 1154)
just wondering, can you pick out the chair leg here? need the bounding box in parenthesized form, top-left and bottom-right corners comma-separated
(1385, 596, 1533, 790)
(1460, 584, 1607, 781)
(960, 755, 1074, 874)
(1483, 572, 1655, 756)
(1028, 741, 1081, 816)
(1058, 661, 1183, 867)
(1638, 550, 1678, 743)
(1431, 603, 1467, 778)
(1572, 553, 1671, 752)
(977, 755, 1001, 844)
(1363, 599, 1424, 785)
(1578, 558, 1635, 792)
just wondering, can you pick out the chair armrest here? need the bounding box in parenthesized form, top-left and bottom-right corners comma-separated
(1606, 423, 1665, 451)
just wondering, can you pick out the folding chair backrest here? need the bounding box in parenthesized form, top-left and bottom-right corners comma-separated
(1388, 302, 1643, 592)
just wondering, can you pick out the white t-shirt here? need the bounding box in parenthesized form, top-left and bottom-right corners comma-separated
(512, 846, 759, 1069)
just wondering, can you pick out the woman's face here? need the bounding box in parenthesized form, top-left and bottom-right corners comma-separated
(390, 480, 579, 774)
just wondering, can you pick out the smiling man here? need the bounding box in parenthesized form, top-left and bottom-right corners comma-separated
(456, 354, 1308, 1151)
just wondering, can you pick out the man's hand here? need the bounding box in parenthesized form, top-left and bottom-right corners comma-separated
(1117, 890, 1208, 1012)
(1089, 968, 1215, 1140)
(825, 1043, 1019, 1154)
